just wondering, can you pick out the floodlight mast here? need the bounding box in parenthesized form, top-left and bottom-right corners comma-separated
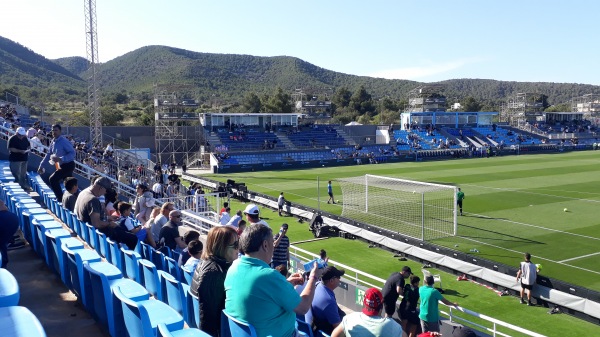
(85, 0, 102, 146)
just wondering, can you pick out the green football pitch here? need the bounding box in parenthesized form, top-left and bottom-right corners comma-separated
(213, 151, 600, 292)
(202, 150, 600, 335)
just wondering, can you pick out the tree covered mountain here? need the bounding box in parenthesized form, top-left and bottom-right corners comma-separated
(1, 35, 600, 110)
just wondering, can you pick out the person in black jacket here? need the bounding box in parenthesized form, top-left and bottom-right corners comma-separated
(190, 226, 239, 336)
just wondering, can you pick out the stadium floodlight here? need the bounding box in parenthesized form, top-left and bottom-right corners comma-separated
(338, 174, 457, 241)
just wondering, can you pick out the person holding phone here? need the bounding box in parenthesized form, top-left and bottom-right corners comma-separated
(272, 223, 290, 268)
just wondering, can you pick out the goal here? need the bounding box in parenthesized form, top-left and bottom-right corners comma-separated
(338, 174, 457, 240)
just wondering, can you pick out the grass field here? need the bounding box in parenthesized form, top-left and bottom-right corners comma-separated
(204, 150, 600, 336)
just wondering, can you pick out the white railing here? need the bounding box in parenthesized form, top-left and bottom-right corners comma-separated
(442, 306, 546, 337)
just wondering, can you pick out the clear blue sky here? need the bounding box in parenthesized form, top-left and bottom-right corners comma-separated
(3, 1, 599, 85)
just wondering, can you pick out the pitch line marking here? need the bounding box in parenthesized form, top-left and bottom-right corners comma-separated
(559, 251, 600, 263)
(462, 183, 600, 203)
(463, 212, 600, 242)
(459, 236, 600, 276)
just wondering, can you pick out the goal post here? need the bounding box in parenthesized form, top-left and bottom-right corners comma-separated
(338, 174, 457, 241)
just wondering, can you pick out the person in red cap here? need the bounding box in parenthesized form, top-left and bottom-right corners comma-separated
(331, 287, 402, 337)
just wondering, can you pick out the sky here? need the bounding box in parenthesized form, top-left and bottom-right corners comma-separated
(2, 1, 600, 85)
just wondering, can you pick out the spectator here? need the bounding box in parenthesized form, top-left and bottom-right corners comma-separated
(0, 199, 20, 268)
(104, 188, 118, 216)
(133, 184, 155, 223)
(399, 276, 421, 337)
(38, 124, 76, 201)
(225, 224, 321, 337)
(277, 192, 286, 216)
(118, 202, 156, 248)
(243, 204, 269, 227)
(419, 275, 457, 333)
(331, 287, 402, 337)
(178, 230, 201, 266)
(191, 226, 239, 336)
(318, 249, 329, 268)
(382, 266, 412, 318)
(159, 210, 186, 252)
(29, 132, 45, 153)
(182, 240, 203, 272)
(152, 180, 163, 198)
(74, 177, 138, 249)
(220, 202, 229, 216)
(151, 202, 174, 242)
(7, 126, 32, 191)
(271, 223, 290, 268)
(236, 220, 246, 237)
(61, 177, 79, 212)
(516, 252, 537, 306)
(145, 206, 161, 231)
(220, 207, 232, 225)
(306, 266, 346, 334)
(225, 210, 243, 228)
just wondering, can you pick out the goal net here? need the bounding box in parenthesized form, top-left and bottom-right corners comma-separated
(338, 174, 457, 240)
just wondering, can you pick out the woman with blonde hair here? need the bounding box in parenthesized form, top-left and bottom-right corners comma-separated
(190, 226, 238, 336)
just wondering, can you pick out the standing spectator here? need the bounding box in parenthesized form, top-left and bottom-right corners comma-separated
(516, 252, 538, 306)
(456, 188, 465, 216)
(327, 180, 336, 204)
(74, 177, 138, 250)
(382, 266, 412, 319)
(133, 184, 155, 223)
(243, 204, 269, 227)
(225, 210, 243, 228)
(0, 200, 20, 268)
(419, 275, 457, 333)
(318, 249, 329, 268)
(220, 207, 232, 225)
(61, 177, 79, 212)
(191, 225, 239, 336)
(152, 180, 163, 198)
(331, 287, 402, 337)
(159, 210, 187, 252)
(181, 163, 187, 174)
(37, 124, 76, 201)
(277, 192, 286, 216)
(7, 127, 32, 191)
(271, 223, 290, 268)
(225, 224, 321, 337)
(399, 275, 421, 337)
(307, 266, 346, 334)
(29, 132, 45, 153)
(151, 202, 174, 242)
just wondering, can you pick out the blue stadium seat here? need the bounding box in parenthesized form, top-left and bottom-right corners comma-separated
(33, 219, 63, 258)
(185, 288, 200, 329)
(122, 248, 142, 282)
(180, 266, 193, 285)
(55, 236, 84, 289)
(138, 259, 160, 298)
(0, 306, 46, 336)
(0, 269, 20, 307)
(107, 237, 125, 272)
(220, 310, 258, 337)
(113, 285, 184, 337)
(43, 228, 72, 274)
(178, 283, 191, 325)
(95, 229, 110, 259)
(159, 272, 183, 315)
(62, 246, 101, 307)
(164, 256, 181, 280)
(157, 323, 210, 337)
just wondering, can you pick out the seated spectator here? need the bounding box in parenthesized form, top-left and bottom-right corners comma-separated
(62, 177, 79, 212)
(74, 177, 138, 249)
(158, 210, 187, 252)
(225, 224, 321, 337)
(151, 202, 173, 242)
(118, 202, 157, 248)
(182, 239, 203, 272)
(133, 184, 155, 223)
(179, 230, 201, 266)
(225, 210, 243, 228)
(104, 188, 118, 216)
(331, 288, 402, 337)
(191, 226, 239, 336)
(306, 266, 346, 334)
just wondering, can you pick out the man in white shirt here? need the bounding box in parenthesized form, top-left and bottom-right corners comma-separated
(243, 204, 269, 227)
(152, 181, 164, 198)
(516, 252, 538, 306)
(151, 202, 174, 242)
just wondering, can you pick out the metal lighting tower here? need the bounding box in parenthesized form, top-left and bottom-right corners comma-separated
(85, 0, 102, 146)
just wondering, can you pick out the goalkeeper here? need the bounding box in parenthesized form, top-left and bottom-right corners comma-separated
(457, 188, 465, 216)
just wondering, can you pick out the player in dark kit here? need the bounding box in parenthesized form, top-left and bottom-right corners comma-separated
(456, 188, 465, 216)
(382, 266, 412, 318)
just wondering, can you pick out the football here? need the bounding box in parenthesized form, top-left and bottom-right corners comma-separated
(564, 208, 568, 212)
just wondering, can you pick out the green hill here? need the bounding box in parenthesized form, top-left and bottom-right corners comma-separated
(1, 35, 600, 108)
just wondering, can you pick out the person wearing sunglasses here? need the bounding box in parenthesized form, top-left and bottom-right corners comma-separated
(158, 210, 186, 251)
(191, 226, 239, 337)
